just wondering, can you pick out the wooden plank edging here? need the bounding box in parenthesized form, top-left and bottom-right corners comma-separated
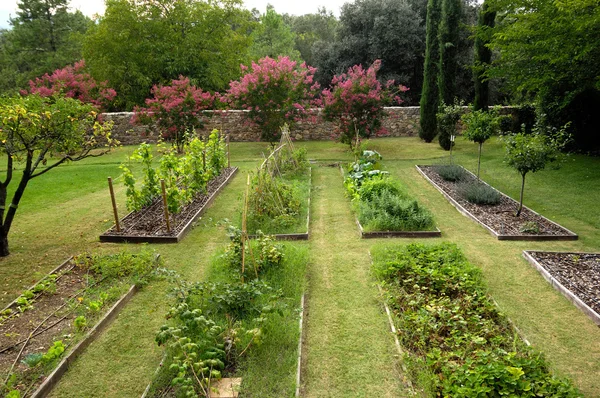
(295, 293, 306, 398)
(522, 251, 600, 326)
(99, 167, 238, 244)
(415, 165, 577, 241)
(31, 284, 139, 397)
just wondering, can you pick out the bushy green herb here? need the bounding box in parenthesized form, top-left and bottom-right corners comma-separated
(75, 248, 158, 284)
(434, 164, 467, 182)
(74, 315, 88, 331)
(457, 180, 502, 205)
(373, 243, 581, 397)
(358, 191, 435, 232)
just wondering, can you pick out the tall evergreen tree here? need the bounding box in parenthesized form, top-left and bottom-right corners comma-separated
(438, 0, 461, 105)
(419, 0, 442, 142)
(473, 0, 495, 111)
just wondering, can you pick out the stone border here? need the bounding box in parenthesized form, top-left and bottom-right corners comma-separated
(416, 165, 578, 241)
(248, 167, 312, 241)
(31, 284, 140, 397)
(100, 167, 238, 244)
(339, 166, 441, 239)
(522, 251, 600, 326)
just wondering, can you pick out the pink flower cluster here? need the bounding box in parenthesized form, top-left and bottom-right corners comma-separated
(25, 60, 117, 111)
(321, 60, 408, 145)
(132, 76, 216, 151)
(226, 56, 320, 142)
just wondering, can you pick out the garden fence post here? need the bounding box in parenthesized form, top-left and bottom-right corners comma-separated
(160, 179, 171, 234)
(108, 177, 121, 232)
(227, 135, 230, 168)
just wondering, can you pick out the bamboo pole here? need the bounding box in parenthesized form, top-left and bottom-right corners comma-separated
(160, 179, 171, 234)
(241, 175, 251, 282)
(227, 135, 231, 168)
(107, 177, 121, 232)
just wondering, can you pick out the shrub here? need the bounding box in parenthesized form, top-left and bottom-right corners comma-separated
(436, 100, 464, 150)
(133, 77, 216, 153)
(322, 60, 407, 149)
(434, 164, 467, 182)
(357, 178, 403, 202)
(226, 56, 320, 142)
(457, 180, 502, 205)
(462, 108, 500, 178)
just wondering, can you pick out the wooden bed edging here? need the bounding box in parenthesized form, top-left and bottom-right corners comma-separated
(355, 218, 441, 239)
(415, 165, 578, 241)
(99, 167, 239, 244)
(522, 250, 600, 326)
(31, 284, 139, 397)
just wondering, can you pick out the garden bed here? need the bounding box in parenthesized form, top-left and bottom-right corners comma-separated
(100, 167, 238, 243)
(0, 252, 158, 397)
(523, 251, 600, 326)
(247, 167, 312, 241)
(416, 165, 577, 240)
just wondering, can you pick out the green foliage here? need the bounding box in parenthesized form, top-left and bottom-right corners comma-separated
(436, 100, 464, 150)
(74, 315, 88, 331)
(419, 0, 442, 142)
(462, 108, 500, 144)
(75, 247, 158, 284)
(121, 132, 227, 214)
(283, 7, 338, 66)
(519, 221, 540, 234)
(21, 353, 44, 368)
(457, 180, 502, 205)
(438, 0, 462, 105)
(358, 191, 435, 232)
(473, 1, 495, 111)
(223, 225, 284, 279)
(373, 243, 582, 397)
(42, 340, 66, 364)
(250, 5, 301, 61)
(247, 169, 301, 230)
(434, 164, 467, 182)
(83, 0, 254, 110)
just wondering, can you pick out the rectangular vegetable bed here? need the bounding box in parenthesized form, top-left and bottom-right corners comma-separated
(100, 167, 238, 243)
(523, 251, 600, 326)
(416, 165, 577, 240)
(0, 252, 159, 397)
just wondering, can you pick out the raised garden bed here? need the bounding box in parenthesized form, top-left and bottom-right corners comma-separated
(523, 251, 600, 326)
(0, 252, 158, 397)
(416, 165, 577, 240)
(100, 167, 238, 243)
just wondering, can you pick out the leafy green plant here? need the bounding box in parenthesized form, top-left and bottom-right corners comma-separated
(358, 191, 435, 232)
(462, 108, 500, 178)
(504, 122, 570, 216)
(21, 353, 44, 368)
(74, 315, 88, 331)
(457, 181, 502, 205)
(437, 100, 464, 150)
(42, 341, 66, 364)
(519, 221, 540, 234)
(433, 164, 467, 182)
(223, 225, 283, 279)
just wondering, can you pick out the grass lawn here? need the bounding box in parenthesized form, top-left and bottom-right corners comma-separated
(0, 136, 599, 396)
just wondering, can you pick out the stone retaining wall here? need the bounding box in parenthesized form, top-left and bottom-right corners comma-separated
(103, 107, 422, 145)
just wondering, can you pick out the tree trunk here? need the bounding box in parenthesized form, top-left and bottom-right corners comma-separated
(0, 230, 8, 257)
(516, 173, 526, 217)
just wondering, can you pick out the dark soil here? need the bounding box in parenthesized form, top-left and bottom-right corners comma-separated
(529, 252, 600, 314)
(0, 262, 87, 384)
(104, 168, 236, 237)
(419, 165, 574, 237)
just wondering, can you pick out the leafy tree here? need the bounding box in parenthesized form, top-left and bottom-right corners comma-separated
(322, 60, 407, 149)
(132, 76, 216, 153)
(487, 0, 600, 148)
(503, 123, 569, 216)
(461, 108, 499, 178)
(250, 5, 301, 61)
(438, 0, 462, 105)
(226, 56, 320, 142)
(83, 0, 253, 110)
(24, 60, 117, 111)
(473, 0, 495, 111)
(0, 95, 116, 256)
(419, 0, 442, 142)
(436, 100, 464, 150)
(283, 8, 338, 67)
(0, 0, 92, 93)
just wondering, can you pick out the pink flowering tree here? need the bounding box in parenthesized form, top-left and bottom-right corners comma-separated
(226, 56, 320, 142)
(322, 60, 408, 149)
(133, 77, 216, 153)
(25, 60, 117, 111)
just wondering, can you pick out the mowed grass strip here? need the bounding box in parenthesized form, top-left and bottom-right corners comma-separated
(301, 165, 406, 397)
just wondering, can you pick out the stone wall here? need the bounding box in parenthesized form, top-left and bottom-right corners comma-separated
(103, 106, 422, 145)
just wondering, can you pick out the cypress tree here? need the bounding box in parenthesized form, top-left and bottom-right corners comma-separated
(419, 0, 442, 142)
(438, 0, 462, 105)
(473, 1, 496, 111)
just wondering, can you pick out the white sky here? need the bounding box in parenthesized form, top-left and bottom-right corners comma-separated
(0, 0, 346, 29)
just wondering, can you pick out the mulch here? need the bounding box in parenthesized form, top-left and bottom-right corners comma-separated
(418, 165, 574, 237)
(103, 167, 236, 237)
(528, 252, 600, 315)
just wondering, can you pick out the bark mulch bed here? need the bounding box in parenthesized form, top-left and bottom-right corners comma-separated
(0, 259, 139, 397)
(523, 251, 600, 326)
(417, 165, 577, 240)
(100, 167, 238, 243)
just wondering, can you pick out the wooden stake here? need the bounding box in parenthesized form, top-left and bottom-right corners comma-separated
(160, 179, 171, 234)
(227, 135, 231, 168)
(108, 177, 121, 232)
(241, 175, 251, 282)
